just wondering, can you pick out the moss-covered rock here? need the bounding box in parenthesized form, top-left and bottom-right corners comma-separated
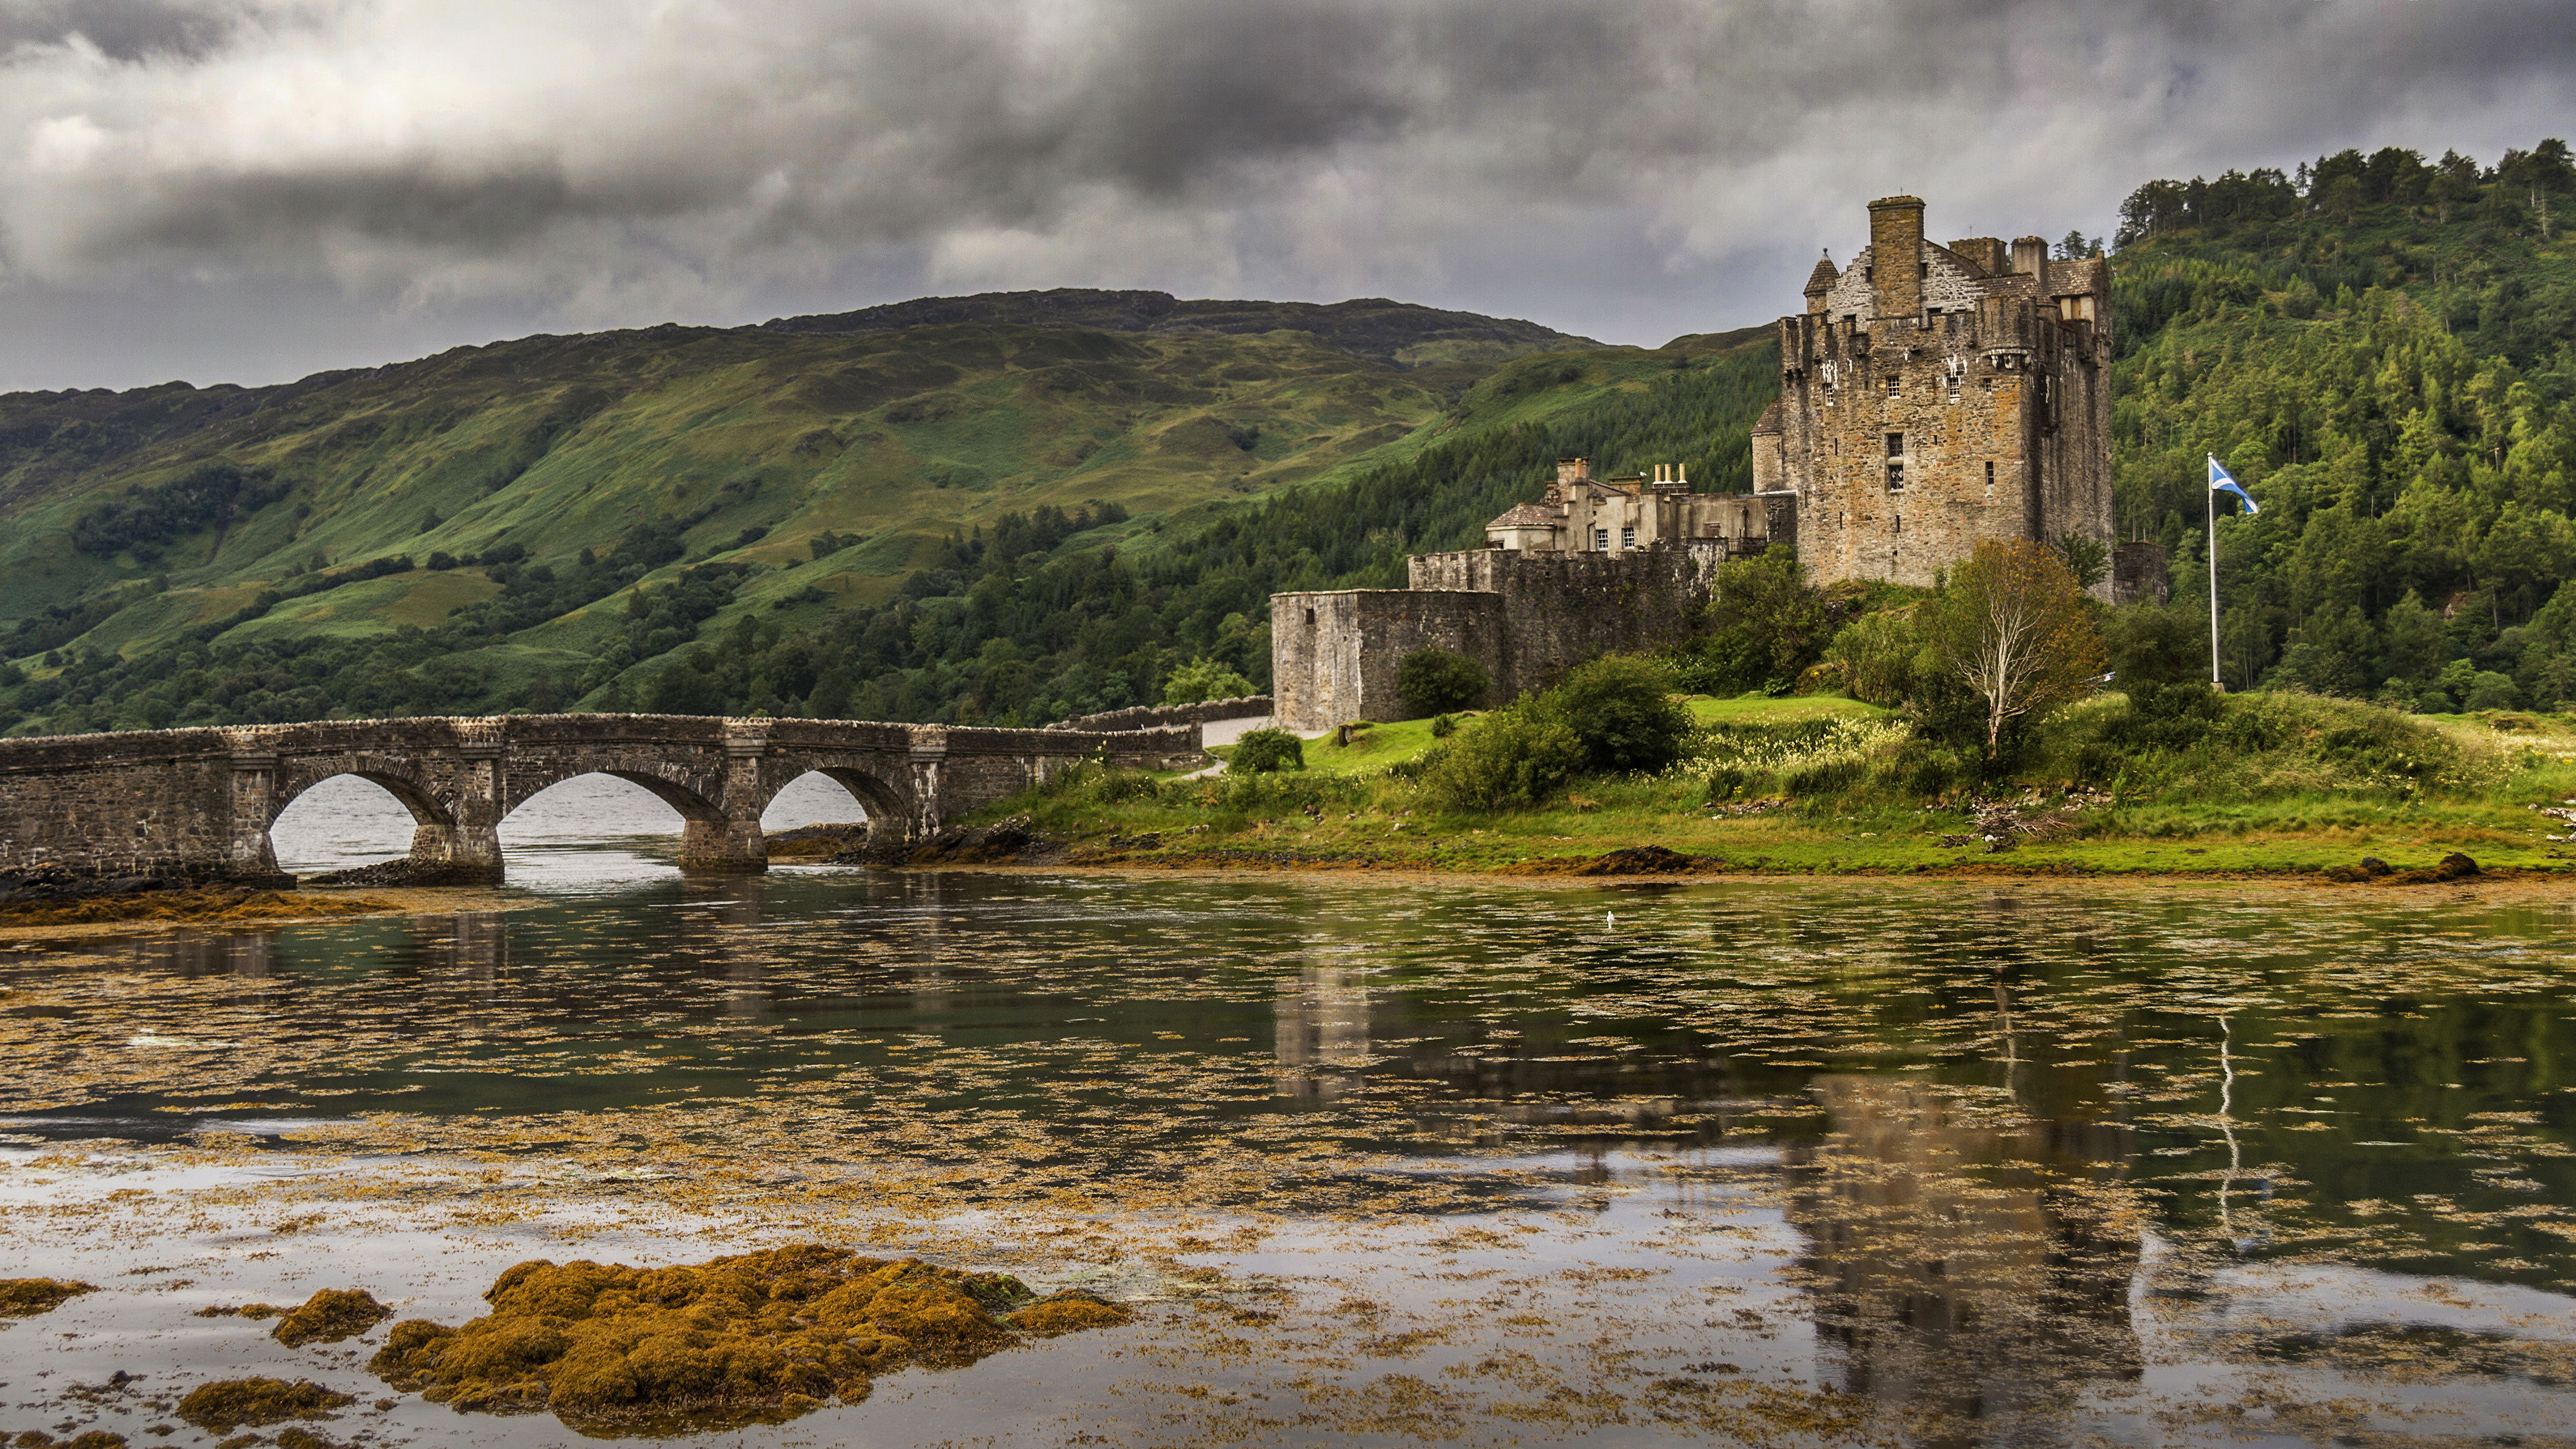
(367, 1246, 1126, 1431)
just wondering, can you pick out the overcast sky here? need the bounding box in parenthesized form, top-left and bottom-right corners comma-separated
(1, 0, 2571, 394)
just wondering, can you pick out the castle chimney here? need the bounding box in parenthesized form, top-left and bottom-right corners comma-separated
(1557, 456, 1591, 486)
(1868, 196, 1925, 321)
(2010, 235, 2049, 290)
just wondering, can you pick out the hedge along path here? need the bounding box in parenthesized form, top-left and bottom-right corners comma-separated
(368, 1244, 1131, 1432)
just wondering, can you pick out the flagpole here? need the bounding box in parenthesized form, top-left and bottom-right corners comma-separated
(2208, 459, 2222, 690)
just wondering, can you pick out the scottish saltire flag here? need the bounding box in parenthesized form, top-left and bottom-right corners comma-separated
(2209, 454, 2259, 514)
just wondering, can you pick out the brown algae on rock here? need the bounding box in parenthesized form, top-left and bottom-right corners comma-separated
(0, 1279, 96, 1317)
(270, 1289, 392, 1347)
(1007, 1289, 1134, 1336)
(174, 1379, 356, 1434)
(366, 1245, 1131, 1431)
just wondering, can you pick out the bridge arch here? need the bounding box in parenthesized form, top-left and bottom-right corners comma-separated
(267, 771, 453, 874)
(0, 713, 1194, 885)
(759, 764, 910, 843)
(268, 762, 453, 831)
(500, 763, 727, 823)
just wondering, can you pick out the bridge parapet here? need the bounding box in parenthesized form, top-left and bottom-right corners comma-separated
(0, 714, 1197, 885)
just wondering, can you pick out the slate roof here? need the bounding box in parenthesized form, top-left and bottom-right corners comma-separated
(1803, 254, 1840, 294)
(1487, 502, 1567, 530)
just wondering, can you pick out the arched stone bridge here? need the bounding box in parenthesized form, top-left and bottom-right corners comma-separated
(0, 714, 1198, 885)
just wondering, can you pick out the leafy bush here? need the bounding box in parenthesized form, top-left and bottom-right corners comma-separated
(1543, 654, 1693, 773)
(1430, 713, 1458, 739)
(1397, 648, 1489, 716)
(1230, 727, 1305, 773)
(2465, 671, 2522, 710)
(2104, 680, 2223, 750)
(1415, 702, 1584, 811)
(1681, 547, 1837, 694)
(1163, 655, 1256, 705)
(1823, 610, 1923, 707)
(2102, 603, 2208, 686)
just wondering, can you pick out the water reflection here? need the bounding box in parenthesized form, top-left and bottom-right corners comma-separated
(411, 913, 510, 983)
(1275, 963, 1371, 1102)
(134, 932, 275, 980)
(1787, 1075, 2143, 1443)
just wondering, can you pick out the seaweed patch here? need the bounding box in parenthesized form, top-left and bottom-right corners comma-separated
(0, 1279, 96, 1317)
(272, 1289, 393, 1347)
(366, 1245, 1130, 1432)
(173, 1379, 355, 1434)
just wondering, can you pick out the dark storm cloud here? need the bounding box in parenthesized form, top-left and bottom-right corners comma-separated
(0, 0, 242, 60)
(0, 0, 2571, 388)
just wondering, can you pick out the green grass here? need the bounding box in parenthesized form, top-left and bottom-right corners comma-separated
(987, 692, 2576, 877)
(1686, 695, 1893, 724)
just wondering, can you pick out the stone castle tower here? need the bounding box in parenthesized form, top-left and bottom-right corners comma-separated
(1750, 196, 2116, 594)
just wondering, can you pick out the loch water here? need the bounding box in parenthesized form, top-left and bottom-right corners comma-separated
(3, 776, 2574, 1447)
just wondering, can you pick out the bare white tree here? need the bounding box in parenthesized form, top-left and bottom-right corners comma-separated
(1925, 539, 2108, 755)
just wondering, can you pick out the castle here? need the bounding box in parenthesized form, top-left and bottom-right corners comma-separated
(1750, 195, 2117, 592)
(1269, 195, 2133, 732)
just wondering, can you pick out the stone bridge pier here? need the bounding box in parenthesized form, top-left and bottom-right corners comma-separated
(0, 714, 1197, 886)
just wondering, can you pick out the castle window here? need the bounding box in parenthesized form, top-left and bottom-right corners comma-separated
(1304, 607, 1316, 626)
(1985, 460, 1995, 496)
(1593, 527, 1610, 551)
(1885, 375, 1900, 397)
(1620, 527, 1635, 550)
(1885, 432, 1904, 492)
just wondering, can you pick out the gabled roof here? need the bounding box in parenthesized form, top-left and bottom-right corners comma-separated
(1487, 502, 1567, 530)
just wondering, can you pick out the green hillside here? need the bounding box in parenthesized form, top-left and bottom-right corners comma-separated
(0, 292, 1598, 729)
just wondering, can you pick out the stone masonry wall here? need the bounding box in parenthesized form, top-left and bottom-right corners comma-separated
(1271, 590, 1503, 731)
(1271, 547, 1719, 732)
(1407, 547, 1717, 698)
(2112, 541, 2171, 606)
(0, 714, 1195, 883)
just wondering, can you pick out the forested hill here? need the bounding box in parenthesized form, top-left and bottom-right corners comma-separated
(2107, 140, 2576, 706)
(0, 294, 1605, 733)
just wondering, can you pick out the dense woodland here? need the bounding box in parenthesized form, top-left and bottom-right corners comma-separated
(1, 138, 2572, 733)
(2107, 140, 2576, 707)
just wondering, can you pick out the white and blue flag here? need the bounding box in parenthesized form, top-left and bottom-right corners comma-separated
(2209, 455, 2259, 514)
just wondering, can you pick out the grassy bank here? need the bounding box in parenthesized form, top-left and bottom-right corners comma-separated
(1000, 693, 2576, 877)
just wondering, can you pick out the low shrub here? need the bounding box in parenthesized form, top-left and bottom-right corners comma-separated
(1544, 654, 1693, 773)
(1231, 728, 1305, 773)
(1415, 701, 1585, 811)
